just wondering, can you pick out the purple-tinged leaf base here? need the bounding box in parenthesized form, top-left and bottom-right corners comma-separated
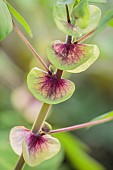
(23, 132, 60, 166)
(47, 40, 99, 72)
(9, 126, 61, 167)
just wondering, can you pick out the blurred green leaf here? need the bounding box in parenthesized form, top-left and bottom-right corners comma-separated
(86, 111, 113, 130)
(4, 0, 32, 37)
(109, 19, 113, 27)
(0, 0, 12, 41)
(0, 110, 28, 129)
(0, 141, 18, 170)
(57, 0, 74, 4)
(98, 8, 113, 30)
(88, 0, 107, 3)
(90, 111, 113, 122)
(54, 132, 105, 170)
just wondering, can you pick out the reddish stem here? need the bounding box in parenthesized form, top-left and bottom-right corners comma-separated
(13, 21, 49, 72)
(56, 69, 63, 79)
(50, 117, 113, 134)
(76, 29, 96, 44)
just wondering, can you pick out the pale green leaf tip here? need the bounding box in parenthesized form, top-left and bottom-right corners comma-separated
(67, 45, 100, 73)
(4, 0, 32, 37)
(0, 0, 13, 41)
(9, 126, 29, 156)
(88, 0, 107, 4)
(57, 0, 74, 4)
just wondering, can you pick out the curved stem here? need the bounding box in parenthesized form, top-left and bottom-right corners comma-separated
(50, 117, 113, 134)
(13, 21, 49, 72)
(14, 103, 51, 170)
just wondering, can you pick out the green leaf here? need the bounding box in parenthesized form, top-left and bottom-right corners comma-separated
(53, 3, 81, 36)
(27, 67, 75, 104)
(67, 44, 100, 73)
(47, 40, 99, 71)
(109, 19, 113, 27)
(57, 0, 74, 4)
(0, 141, 17, 170)
(80, 5, 101, 35)
(90, 111, 113, 122)
(88, 0, 107, 3)
(4, 0, 32, 37)
(72, 0, 90, 29)
(97, 8, 113, 30)
(54, 133, 105, 170)
(23, 132, 61, 167)
(87, 111, 113, 129)
(0, 0, 13, 41)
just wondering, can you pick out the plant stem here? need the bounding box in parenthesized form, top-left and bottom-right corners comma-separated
(65, 4, 72, 45)
(50, 117, 113, 134)
(56, 69, 63, 79)
(76, 29, 96, 43)
(14, 4, 71, 170)
(13, 20, 49, 72)
(32, 103, 51, 134)
(66, 35, 72, 44)
(14, 155, 25, 170)
(56, 5, 72, 79)
(66, 4, 71, 24)
(14, 103, 51, 170)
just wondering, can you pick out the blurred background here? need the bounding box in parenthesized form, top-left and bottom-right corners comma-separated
(0, 0, 113, 170)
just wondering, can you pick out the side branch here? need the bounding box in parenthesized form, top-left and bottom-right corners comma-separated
(65, 4, 72, 44)
(13, 21, 49, 72)
(76, 29, 96, 43)
(50, 117, 113, 134)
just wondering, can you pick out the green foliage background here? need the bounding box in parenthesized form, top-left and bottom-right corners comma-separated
(0, 0, 113, 169)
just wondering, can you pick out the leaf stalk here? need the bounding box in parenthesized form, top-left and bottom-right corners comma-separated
(13, 21, 49, 72)
(50, 117, 113, 134)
